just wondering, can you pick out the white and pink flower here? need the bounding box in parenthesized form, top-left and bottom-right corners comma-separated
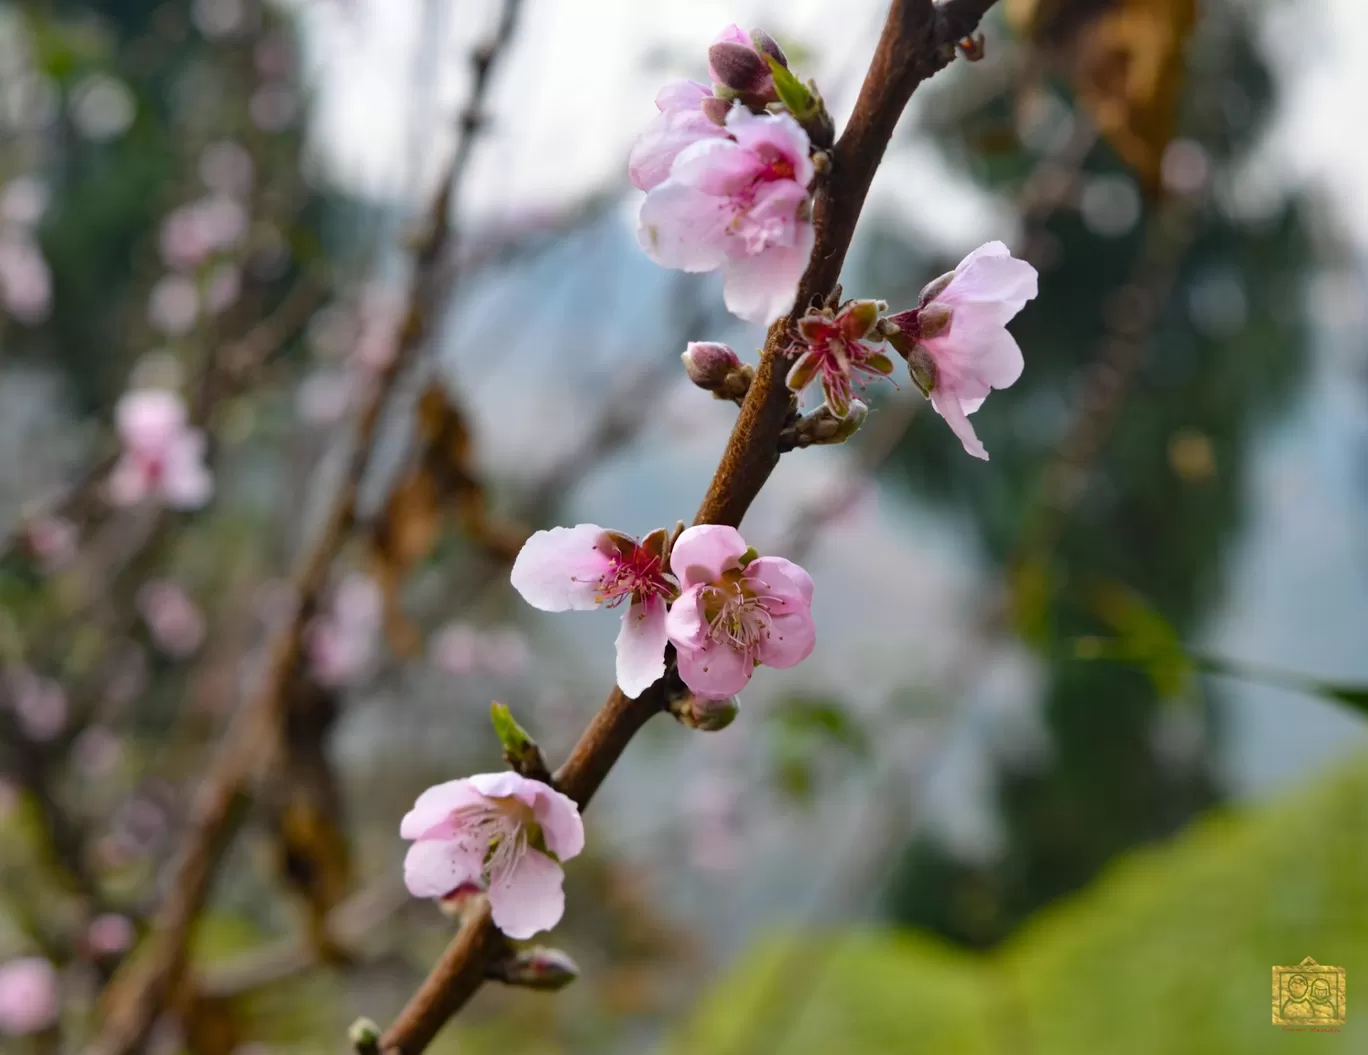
(511, 525, 678, 698)
(0, 957, 60, 1036)
(628, 79, 728, 194)
(136, 579, 206, 658)
(306, 573, 382, 688)
(884, 241, 1038, 460)
(637, 104, 814, 325)
(665, 525, 815, 699)
(108, 389, 213, 509)
(401, 772, 584, 939)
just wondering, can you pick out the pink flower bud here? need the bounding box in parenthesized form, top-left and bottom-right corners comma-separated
(682, 341, 742, 391)
(493, 946, 581, 990)
(0, 957, 59, 1036)
(749, 28, 788, 68)
(708, 42, 773, 97)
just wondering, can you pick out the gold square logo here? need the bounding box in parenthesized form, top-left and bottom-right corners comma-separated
(1272, 956, 1345, 1026)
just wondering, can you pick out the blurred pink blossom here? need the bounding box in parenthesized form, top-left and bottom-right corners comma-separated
(109, 389, 213, 509)
(73, 725, 123, 777)
(159, 206, 214, 270)
(295, 369, 353, 425)
(0, 176, 49, 228)
(665, 526, 815, 699)
(638, 104, 814, 324)
(429, 623, 530, 678)
(0, 957, 59, 1036)
(0, 235, 53, 323)
(884, 241, 1037, 460)
(306, 573, 382, 687)
(511, 525, 677, 698)
(199, 140, 255, 197)
(85, 913, 136, 958)
(23, 515, 77, 572)
(203, 262, 242, 315)
(136, 579, 206, 658)
(686, 776, 745, 873)
(402, 772, 584, 939)
(8, 668, 68, 741)
(147, 275, 199, 336)
(250, 85, 297, 132)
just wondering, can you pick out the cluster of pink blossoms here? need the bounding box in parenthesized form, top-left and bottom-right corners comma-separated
(108, 388, 213, 509)
(511, 523, 815, 702)
(632, 25, 815, 325)
(401, 25, 1044, 944)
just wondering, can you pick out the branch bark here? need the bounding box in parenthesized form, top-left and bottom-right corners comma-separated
(83, 5, 524, 1048)
(378, 2, 1002, 1051)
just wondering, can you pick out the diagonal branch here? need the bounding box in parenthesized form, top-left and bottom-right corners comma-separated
(377, 2, 1003, 1051)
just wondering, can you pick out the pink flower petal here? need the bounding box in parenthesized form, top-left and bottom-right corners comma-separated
(669, 525, 747, 587)
(488, 848, 565, 939)
(712, 23, 752, 48)
(756, 608, 815, 669)
(746, 556, 814, 606)
(721, 224, 813, 324)
(629, 108, 728, 192)
(938, 240, 1038, 325)
(931, 389, 988, 460)
(930, 317, 1024, 392)
(160, 431, 213, 509)
(656, 78, 712, 112)
(107, 455, 150, 506)
(676, 638, 753, 699)
(615, 595, 668, 698)
(664, 585, 708, 649)
(669, 137, 767, 198)
(400, 779, 490, 839)
(723, 107, 814, 188)
(637, 180, 732, 272)
(116, 389, 187, 450)
(531, 784, 585, 861)
(510, 524, 612, 611)
(0, 957, 59, 1036)
(404, 837, 484, 899)
(468, 770, 537, 803)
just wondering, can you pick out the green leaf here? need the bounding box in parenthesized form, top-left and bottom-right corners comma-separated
(490, 702, 533, 755)
(675, 750, 1368, 1053)
(767, 55, 816, 120)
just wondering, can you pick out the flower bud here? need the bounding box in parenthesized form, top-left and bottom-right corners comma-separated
(749, 28, 788, 68)
(492, 946, 581, 990)
(682, 342, 741, 389)
(683, 342, 753, 402)
(918, 270, 956, 307)
(349, 1017, 381, 1054)
(708, 41, 773, 97)
(670, 691, 740, 732)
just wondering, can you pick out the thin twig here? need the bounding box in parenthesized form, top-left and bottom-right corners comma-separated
(377, 3, 1003, 1051)
(83, 13, 517, 1050)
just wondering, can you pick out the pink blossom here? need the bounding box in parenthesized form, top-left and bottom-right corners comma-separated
(786, 299, 896, 417)
(306, 573, 381, 687)
(0, 177, 49, 228)
(86, 913, 136, 957)
(0, 235, 52, 323)
(628, 79, 728, 193)
(199, 140, 255, 196)
(0, 957, 60, 1036)
(431, 623, 529, 678)
(665, 526, 815, 699)
(203, 262, 242, 314)
(511, 525, 677, 698)
(23, 516, 77, 573)
(8, 668, 68, 742)
(147, 274, 199, 336)
(401, 772, 584, 939)
(884, 241, 1037, 460)
(136, 579, 206, 658)
(108, 389, 213, 509)
(158, 205, 214, 270)
(707, 24, 777, 99)
(638, 105, 814, 324)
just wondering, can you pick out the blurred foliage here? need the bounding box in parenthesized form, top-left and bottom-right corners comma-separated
(876, 0, 1312, 946)
(676, 751, 1368, 1053)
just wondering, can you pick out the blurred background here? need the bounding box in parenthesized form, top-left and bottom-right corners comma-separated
(1, 0, 1367, 1051)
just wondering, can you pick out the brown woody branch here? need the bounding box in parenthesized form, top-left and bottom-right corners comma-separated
(84, 10, 523, 1051)
(378, 2, 1002, 1051)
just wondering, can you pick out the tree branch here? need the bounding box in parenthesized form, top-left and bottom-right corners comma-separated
(83, 6, 524, 1048)
(376, 2, 1003, 1051)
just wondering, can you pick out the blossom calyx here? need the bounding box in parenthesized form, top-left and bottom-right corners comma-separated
(669, 689, 741, 732)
